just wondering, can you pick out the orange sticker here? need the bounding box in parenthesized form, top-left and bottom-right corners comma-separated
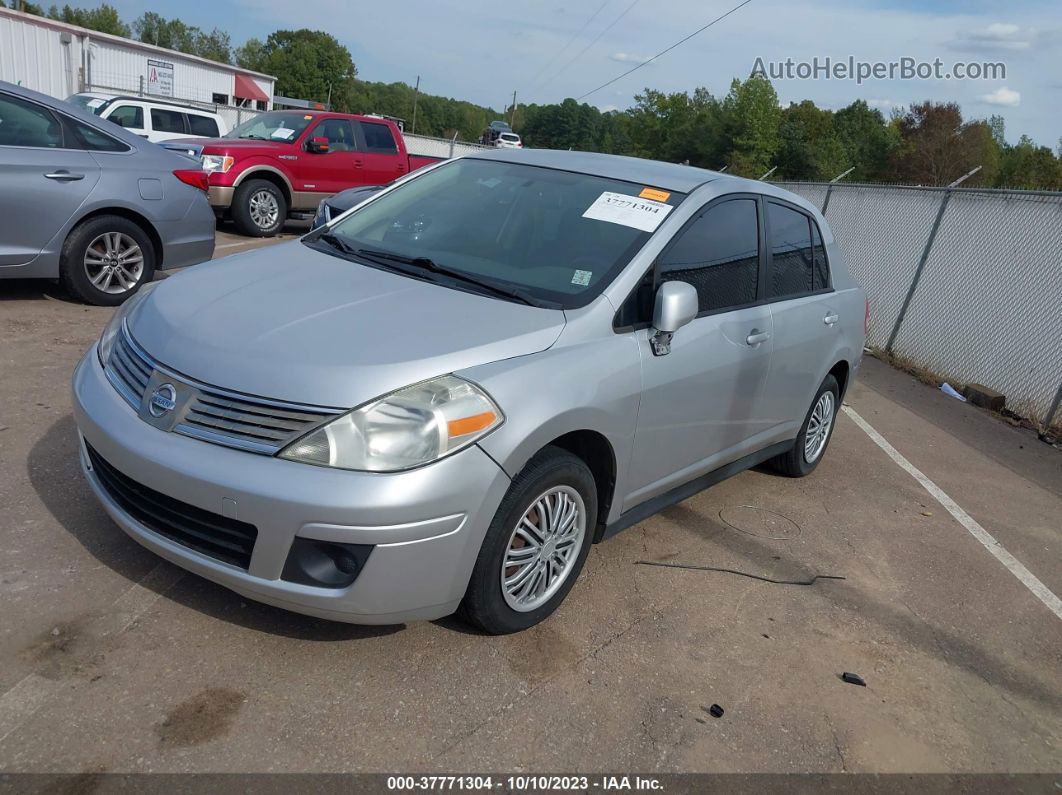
(639, 188, 670, 202)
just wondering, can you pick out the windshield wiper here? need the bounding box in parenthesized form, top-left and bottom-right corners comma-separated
(313, 232, 358, 254)
(354, 248, 538, 307)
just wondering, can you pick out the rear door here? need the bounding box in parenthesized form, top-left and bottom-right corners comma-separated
(623, 196, 774, 509)
(0, 92, 100, 268)
(147, 107, 188, 142)
(356, 120, 407, 184)
(759, 200, 839, 434)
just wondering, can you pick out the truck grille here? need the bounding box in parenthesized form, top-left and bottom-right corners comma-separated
(86, 443, 258, 569)
(105, 325, 342, 455)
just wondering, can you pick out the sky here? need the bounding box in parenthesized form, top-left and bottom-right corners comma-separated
(106, 0, 1060, 147)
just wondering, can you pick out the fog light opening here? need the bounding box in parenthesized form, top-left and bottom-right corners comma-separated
(281, 538, 374, 589)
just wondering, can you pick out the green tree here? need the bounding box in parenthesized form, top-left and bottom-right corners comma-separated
(46, 3, 129, 36)
(235, 30, 356, 110)
(132, 12, 231, 63)
(721, 75, 781, 177)
(833, 100, 898, 182)
(776, 100, 846, 180)
(996, 136, 1062, 189)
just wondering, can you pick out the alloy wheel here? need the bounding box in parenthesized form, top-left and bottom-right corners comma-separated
(804, 391, 835, 463)
(501, 486, 587, 612)
(84, 232, 144, 295)
(249, 189, 279, 230)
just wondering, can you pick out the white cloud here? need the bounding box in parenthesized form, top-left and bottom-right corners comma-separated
(609, 53, 655, 65)
(978, 86, 1021, 107)
(867, 98, 903, 111)
(951, 23, 1041, 52)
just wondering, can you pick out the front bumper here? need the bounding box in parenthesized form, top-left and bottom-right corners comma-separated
(207, 186, 235, 209)
(72, 348, 512, 624)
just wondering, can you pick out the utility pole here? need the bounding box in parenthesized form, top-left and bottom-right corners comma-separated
(509, 90, 517, 128)
(411, 75, 420, 135)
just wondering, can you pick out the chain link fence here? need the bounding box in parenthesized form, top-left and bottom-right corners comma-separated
(776, 181, 1062, 431)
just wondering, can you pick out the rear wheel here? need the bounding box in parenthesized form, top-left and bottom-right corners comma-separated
(232, 178, 287, 237)
(459, 447, 596, 634)
(59, 215, 155, 306)
(767, 374, 840, 477)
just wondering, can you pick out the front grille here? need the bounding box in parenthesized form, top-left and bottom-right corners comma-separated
(86, 443, 258, 569)
(105, 325, 341, 455)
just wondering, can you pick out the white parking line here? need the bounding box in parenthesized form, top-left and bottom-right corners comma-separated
(842, 405, 1062, 621)
(0, 562, 184, 743)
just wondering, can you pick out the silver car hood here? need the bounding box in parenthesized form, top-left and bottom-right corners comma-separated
(129, 242, 565, 408)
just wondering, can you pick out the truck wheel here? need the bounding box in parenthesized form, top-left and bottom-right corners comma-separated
(232, 179, 287, 237)
(458, 447, 596, 634)
(58, 215, 156, 306)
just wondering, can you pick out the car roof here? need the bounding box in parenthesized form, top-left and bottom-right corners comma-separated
(464, 148, 822, 213)
(99, 95, 221, 116)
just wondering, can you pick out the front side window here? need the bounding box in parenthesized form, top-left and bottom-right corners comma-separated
(359, 121, 398, 154)
(224, 111, 313, 142)
(0, 94, 63, 148)
(310, 119, 357, 152)
(320, 158, 686, 308)
(767, 202, 814, 299)
(187, 115, 220, 137)
(658, 198, 760, 314)
(150, 108, 186, 134)
(108, 105, 143, 129)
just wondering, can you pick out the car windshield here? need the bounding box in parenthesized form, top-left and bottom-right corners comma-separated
(66, 94, 108, 114)
(318, 158, 685, 308)
(224, 111, 314, 142)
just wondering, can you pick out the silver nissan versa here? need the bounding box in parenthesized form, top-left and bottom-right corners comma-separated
(73, 149, 866, 634)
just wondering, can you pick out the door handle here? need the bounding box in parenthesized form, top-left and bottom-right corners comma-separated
(353, 160, 363, 169)
(44, 171, 85, 181)
(823, 313, 839, 326)
(746, 330, 770, 346)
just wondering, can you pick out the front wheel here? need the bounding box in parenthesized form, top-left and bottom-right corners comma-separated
(231, 179, 287, 237)
(767, 374, 840, 477)
(459, 447, 597, 634)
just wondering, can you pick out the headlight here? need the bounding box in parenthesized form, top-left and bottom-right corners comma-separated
(279, 375, 503, 472)
(201, 154, 234, 174)
(97, 281, 159, 366)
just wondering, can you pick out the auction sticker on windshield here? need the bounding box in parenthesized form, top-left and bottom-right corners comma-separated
(582, 192, 673, 233)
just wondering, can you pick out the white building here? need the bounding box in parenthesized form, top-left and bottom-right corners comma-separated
(0, 6, 275, 125)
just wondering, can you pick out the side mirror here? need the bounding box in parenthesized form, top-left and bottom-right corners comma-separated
(307, 136, 330, 154)
(650, 281, 698, 356)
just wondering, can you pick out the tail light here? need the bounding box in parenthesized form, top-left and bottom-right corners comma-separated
(173, 169, 209, 192)
(864, 298, 871, 335)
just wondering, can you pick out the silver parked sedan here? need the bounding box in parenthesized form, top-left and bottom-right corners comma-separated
(73, 150, 866, 633)
(0, 82, 215, 305)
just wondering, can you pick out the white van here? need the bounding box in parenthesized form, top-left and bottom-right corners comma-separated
(66, 93, 228, 142)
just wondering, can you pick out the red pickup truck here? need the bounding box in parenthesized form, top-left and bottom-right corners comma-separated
(168, 110, 439, 237)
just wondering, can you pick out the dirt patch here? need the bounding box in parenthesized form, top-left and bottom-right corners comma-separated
(156, 688, 246, 747)
(506, 625, 581, 685)
(21, 616, 103, 680)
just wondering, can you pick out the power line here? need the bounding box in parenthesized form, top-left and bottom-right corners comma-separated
(539, 0, 642, 92)
(526, 0, 612, 89)
(576, 0, 755, 101)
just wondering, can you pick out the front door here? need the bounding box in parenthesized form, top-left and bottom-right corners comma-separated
(0, 92, 100, 268)
(298, 118, 361, 198)
(624, 197, 774, 510)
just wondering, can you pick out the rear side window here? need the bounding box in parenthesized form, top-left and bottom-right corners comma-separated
(150, 108, 186, 134)
(658, 198, 760, 314)
(0, 94, 63, 148)
(108, 105, 143, 130)
(766, 202, 814, 299)
(187, 114, 220, 137)
(359, 121, 398, 154)
(64, 117, 129, 152)
(812, 222, 830, 290)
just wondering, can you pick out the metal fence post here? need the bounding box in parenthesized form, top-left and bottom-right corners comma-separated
(449, 132, 458, 159)
(885, 189, 952, 353)
(821, 185, 834, 215)
(1043, 383, 1062, 434)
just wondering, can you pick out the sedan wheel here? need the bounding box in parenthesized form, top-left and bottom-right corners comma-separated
(84, 232, 144, 295)
(803, 391, 835, 463)
(501, 486, 587, 612)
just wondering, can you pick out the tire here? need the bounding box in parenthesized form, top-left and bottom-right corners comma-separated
(231, 178, 287, 237)
(767, 374, 840, 477)
(58, 215, 156, 306)
(459, 447, 597, 635)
